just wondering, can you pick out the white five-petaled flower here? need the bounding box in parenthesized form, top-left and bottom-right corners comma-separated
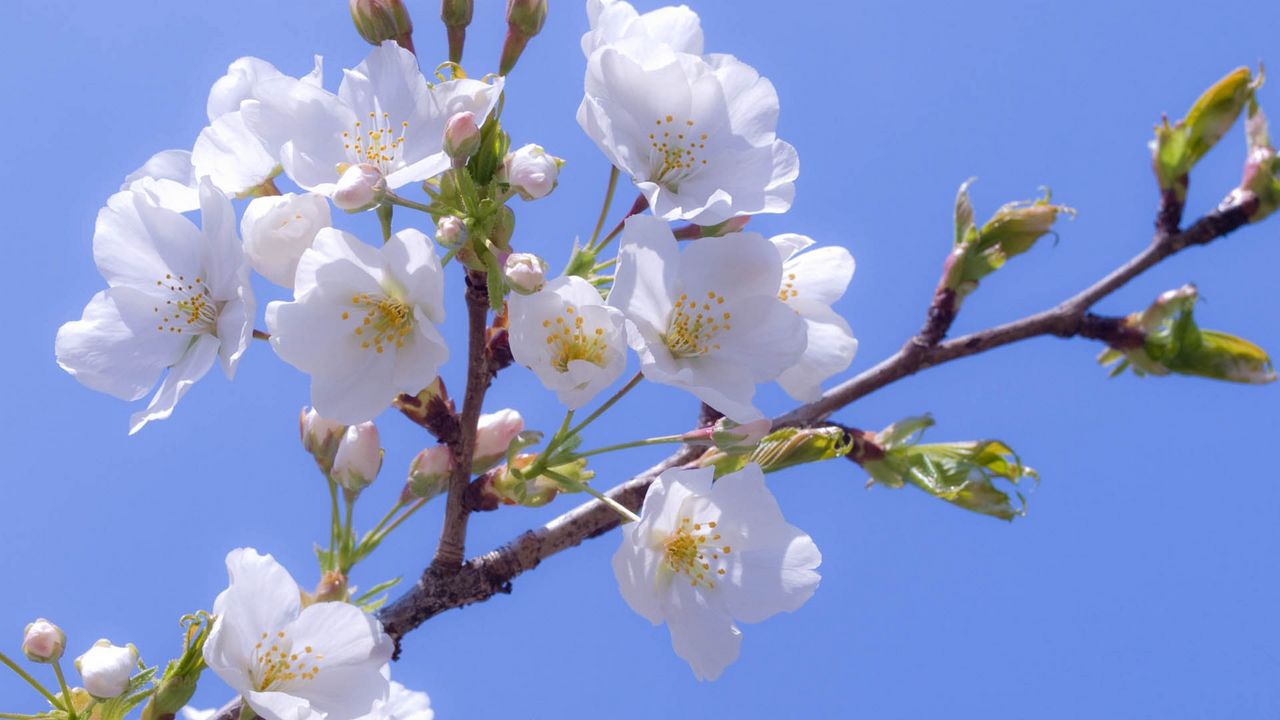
(770, 234, 858, 401)
(582, 0, 704, 61)
(613, 463, 821, 681)
(55, 180, 253, 434)
(266, 228, 448, 425)
(244, 41, 504, 197)
(509, 275, 628, 409)
(578, 44, 797, 226)
(204, 548, 393, 720)
(607, 216, 805, 422)
(123, 56, 323, 211)
(241, 193, 332, 289)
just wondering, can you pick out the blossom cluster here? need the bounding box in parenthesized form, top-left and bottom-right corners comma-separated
(38, 0, 863, 713)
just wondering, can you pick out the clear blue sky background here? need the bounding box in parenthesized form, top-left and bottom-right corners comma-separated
(3, 1, 1278, 717)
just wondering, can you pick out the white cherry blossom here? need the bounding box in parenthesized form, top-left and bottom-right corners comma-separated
(509, 275, 627, 409)
(55, 180, 253, 434)
(266, 228, 448, 424)
(578, 46, 797, 225)
(241, 192, 332, 289)
(244, 41, 504, 197)
(770, 234, 858, 401)
(75, 640, 138, 699)
(582, 0, 704, 61)
(203, 548, 393, 720)
(613, 463, 821, 681)
(360, 680, 434, 720)
(607, 216, 805, 422)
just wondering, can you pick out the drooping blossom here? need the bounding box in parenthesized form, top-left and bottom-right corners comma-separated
(266, 228, 447, 424)
(607, 216, 805, 422)
(56, 180, 253, 434)
(509, 275, 627, 409)
(203, 548, 393, 720)
(613, 463, 821, 680)
(770, 234, 858, 401)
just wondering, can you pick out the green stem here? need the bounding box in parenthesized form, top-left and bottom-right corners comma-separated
(239, 702, 259, 720)
(567, 371, 643, 438)
(326, 478, 340, 570)
(364, 500, 407, 543)
(0, 651, 62, 710)
(542, 469, 640, 523)
(52, 661, 75, 720)
(386, 192, 434, 214)
(519, 409, 576, 480)
(569, 434, 686, 460)
(371, 498, 429, 544)
(588, 166, 620, 248)
(377, 203, 394, 242)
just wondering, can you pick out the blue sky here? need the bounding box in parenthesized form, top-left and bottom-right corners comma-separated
(3, 0, 1278, 717)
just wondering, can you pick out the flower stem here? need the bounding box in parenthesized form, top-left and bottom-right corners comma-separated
(364, 500, 407, 543)
(568, 434, 686, 460)
(386, 192, 435, 214)
(239, 702, 259, 720)
(0, 651, 62, 710)
(326, 477, 340, 571)
(567, 371, 643, 438)
(377, 203, 394, 243)
(588, 166, 620, 248)
(51, 660, 76, 720)
(589, 193, 648, 254)
(371, 498, 429, 544)
(542, 469, 640, 523)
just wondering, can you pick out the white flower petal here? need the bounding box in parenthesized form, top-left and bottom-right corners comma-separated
(55, 287, 187, 401)
(128, 332, 220, 434)
(93, 190, 203, 291)
(777, 305, 857, 402)
(122, 149, 199, 213)
(664, 581, 741, 681)
(241, 193, 332, 289)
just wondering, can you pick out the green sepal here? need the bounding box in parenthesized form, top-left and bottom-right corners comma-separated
(700, 426, 853, 477)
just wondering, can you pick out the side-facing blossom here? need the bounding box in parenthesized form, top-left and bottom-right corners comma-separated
(124, 57, 323, 210)
(241, 193, 332, 288)
(203, 548, 393, 720)
(56, 180, 253, 434)
(582, 0, 704, 61)
(607, 216, 805, 422)
(266, 228, 447, 424)
(360, 680, 434, 720)
(75, 640, 138, 699)
(613, 463, 821, 680)
(244, 41, 504, 197)
(472, 409, 525, 472)
(500, 144, 562, 200)
(770, 234, 858, 401)
(578, 46, 797, 225)
(509, 275, 627, 409)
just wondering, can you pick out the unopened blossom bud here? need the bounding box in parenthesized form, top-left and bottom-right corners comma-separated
(499, 0, 547, 75)
(441, 0, 474, 63)
(1233, 101, 1280, 222)
(436, 215, 468, 248)
(712, 418, 772, 451)
(300, 408, 346, 474)
(673, 216, 751, 240)
(332, 422, 383, 494)
(502, 252, 547, 294)
(76, 640, 138, 699)
(500, 144, 562, 200)
(350, 0, 415, 52)
(1151, 66, 1261, 195)
(472, 409, 524, 473)
(332, 163, 387, 212)
(443, 111, 482, 165)
(22, 619, 65, 663)
(408, 444, 455, 500)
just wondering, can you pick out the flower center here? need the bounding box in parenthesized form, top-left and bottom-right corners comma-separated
(542, 304, 608, 372)
(250, 630, 325, 691)
(778, 271, 799, 303)
(648, 115, 709, 188)
(153, 273, 217, 335)
(342, 292, 414, 354)
(663, 291, 730, 358)
(663, 517, 731, 589)
(342, 111, 409, 175)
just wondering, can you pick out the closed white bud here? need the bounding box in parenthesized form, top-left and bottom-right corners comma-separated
(472, 409, 524, 472)
(408, 444, 454, 499)
(503, 252, 547, 294)
(501, 143, 561, 200)
(332, 422, 383, 493)
(436, 215, 467, 248)
(241, 193, 332, 288)
(332, 163, 386, 211)
(300, 408, 346, 474)
(442, 111, 481, 164)
(76, 640, 138, 699)
(22, 619, 65, 663)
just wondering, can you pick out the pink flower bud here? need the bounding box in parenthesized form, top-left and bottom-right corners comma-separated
(22, 619, 65, 663)
(300, 408, 346, 474)
(472, 409, 524, 472)
(332, 163, 386, 211)
(76, 640, 137, 699)
(501, 144, 561, 200)
(436, 215, 467, 248)
(349, 0, 415, 50)
(442, 111, 481, 164)
(408, 445, 455, 500)
(503, 252, 547, 294)
(332, 422, 383, 494)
